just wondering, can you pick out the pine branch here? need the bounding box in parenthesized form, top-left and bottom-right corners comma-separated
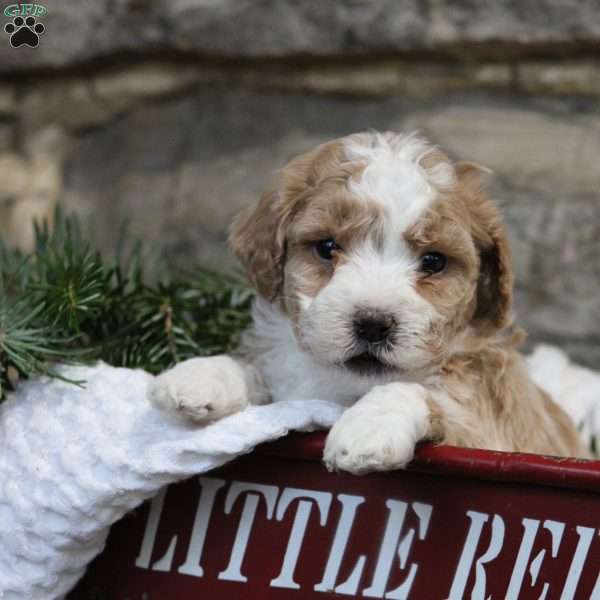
(0, 208, 253, 400)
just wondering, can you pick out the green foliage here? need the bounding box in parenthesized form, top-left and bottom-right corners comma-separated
(0, 209, 253, 400)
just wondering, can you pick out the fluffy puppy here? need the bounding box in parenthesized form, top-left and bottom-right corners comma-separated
(149, 131, 585, 474)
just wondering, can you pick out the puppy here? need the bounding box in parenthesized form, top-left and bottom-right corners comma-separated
(149, 131, 585, 474)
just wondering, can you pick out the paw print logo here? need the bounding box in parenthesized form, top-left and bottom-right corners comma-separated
(4, 16, 45, 48)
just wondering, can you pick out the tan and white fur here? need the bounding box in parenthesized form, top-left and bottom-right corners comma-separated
(149, 131, 585, 474)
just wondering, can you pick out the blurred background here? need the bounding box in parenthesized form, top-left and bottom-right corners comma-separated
(0, 0, 599, 367)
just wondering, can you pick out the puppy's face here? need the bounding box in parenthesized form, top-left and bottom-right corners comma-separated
(231, 132, 513, 379)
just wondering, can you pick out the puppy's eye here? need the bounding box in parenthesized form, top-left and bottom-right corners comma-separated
(420, 252, 447, 275)
(315, 238, 341, 261)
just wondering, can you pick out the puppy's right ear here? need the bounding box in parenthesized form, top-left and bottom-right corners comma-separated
(230, 141, 343, 300)
(229, 189, 292, 301)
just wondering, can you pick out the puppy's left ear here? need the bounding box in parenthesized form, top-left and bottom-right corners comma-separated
(456, 161, 514, 331)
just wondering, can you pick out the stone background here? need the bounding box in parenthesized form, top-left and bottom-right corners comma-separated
(1, 0, 599, 366)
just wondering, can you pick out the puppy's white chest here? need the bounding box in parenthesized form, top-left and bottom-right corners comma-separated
(247, 301, 375, 406)
(258, 340, 369, 406)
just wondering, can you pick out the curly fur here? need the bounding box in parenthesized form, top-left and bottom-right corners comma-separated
(151, 130, 585, 474)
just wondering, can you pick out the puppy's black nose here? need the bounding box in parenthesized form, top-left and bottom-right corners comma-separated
(353, 311, 395, 344)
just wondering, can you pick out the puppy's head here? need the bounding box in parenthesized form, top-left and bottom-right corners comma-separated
(230, 131, 513, 378)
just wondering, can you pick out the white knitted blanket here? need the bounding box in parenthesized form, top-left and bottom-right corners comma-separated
(0, 345, 598, 600)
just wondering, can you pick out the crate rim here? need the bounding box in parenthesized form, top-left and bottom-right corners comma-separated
(256, 432, 600, 494)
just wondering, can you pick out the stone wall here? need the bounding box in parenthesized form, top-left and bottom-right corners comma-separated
(1, 1, 599, 366)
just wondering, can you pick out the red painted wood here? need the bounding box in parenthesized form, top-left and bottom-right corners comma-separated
(259, 433, 600, 493)
(70, 433, 600, 600)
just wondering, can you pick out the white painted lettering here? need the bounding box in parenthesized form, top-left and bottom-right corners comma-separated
(135, 487, 175, 571)
(362, 500, 432, 599)
(135, 487, 167, 569)
(218, 481, 279, 582)
(560, 526, 597, 600)
(506, 519, 564, 600)
(448, 511, 505, 600)
(314, 494, 366, 595)
(362, 500, 409, 598)
(178, 477, 227, 577)
(270, 487, 333, 589)
(385, 502, 433, 600)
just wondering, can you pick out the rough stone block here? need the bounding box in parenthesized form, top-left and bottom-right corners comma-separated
(1, 0, 600, 71)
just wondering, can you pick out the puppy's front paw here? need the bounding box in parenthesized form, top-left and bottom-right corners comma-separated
(148, 356, 249, 423)
(323, 383, 430, 475)
(324, 414, 416, 475)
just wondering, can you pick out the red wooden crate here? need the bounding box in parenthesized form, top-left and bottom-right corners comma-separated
(70, 432, 600, 599)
